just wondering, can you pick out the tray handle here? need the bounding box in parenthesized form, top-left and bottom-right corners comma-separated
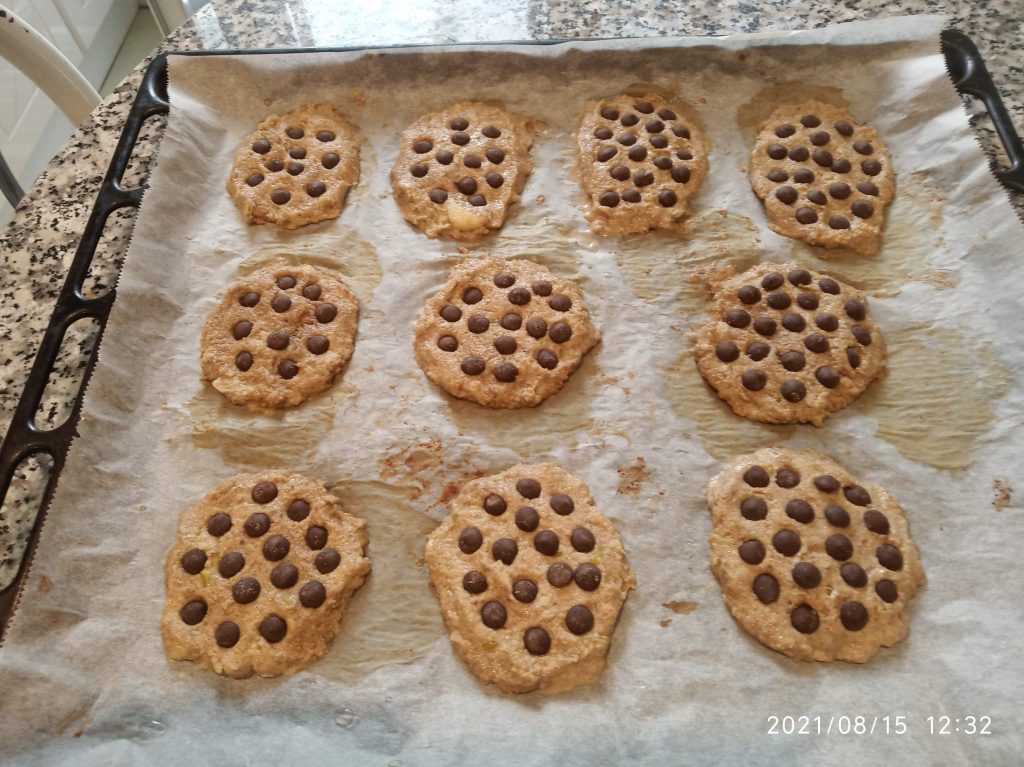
(941, 29, 1024, 193)
(0, 54, 171, 639)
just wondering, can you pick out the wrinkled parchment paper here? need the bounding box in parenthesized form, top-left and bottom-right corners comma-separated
(1, 15, 1022, 766)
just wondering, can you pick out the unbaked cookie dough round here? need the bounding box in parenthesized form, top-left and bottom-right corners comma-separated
(749, 100, 894, 256)
(162, 471, 370, 678)
(707, 448, 925, 663)
(694, 262, 884, 425)
(576, 91, 708, 235)
(390, 101, 533, 240)
(200, 262, 358, 411)
(226, 103, 360, 230)
(414, 258, 600, 409)
(426, 463, 634, 693)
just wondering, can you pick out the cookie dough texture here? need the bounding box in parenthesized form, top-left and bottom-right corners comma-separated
(227, 103, 360, 229)
(576, 92, 708, 235)
(415, 258, 600, 408)
(163, 471, 371, 678)
(390, 101, 533, 240)
(200, 262, 359, 411)
(426, 464, 635, 693)
(694, 262, 884, 425)
(708, 449, 925, 663)
(750, 100, 894, 256)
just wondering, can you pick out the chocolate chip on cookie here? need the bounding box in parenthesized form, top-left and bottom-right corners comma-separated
(390, 102, 534, 240)
(577, 92, 708, 234)
(750, 100, 894, 256)
(227, 104, 360, 229)
(693, 263, 885, 425)
(707, 448, 925, 663)
(162, 472, 370, 678)
(426, 463, 634, 693)
(414, 258, 600, 408)
(200, 263, 359, 411)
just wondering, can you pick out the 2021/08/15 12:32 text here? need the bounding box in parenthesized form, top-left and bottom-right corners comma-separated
(766, 714, 994, 735)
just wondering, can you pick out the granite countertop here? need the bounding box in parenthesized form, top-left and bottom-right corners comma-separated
(0, 0, 1021, 588)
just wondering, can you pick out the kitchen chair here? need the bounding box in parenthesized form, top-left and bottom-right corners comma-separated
(0, 4, 101, 208)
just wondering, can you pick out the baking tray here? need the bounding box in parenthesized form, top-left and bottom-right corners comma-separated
(0, 29, 1021, 640)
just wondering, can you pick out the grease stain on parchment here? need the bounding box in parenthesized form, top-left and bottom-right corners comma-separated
(665, 349, 795, 461)
(317, 481, 444, 681)
(54, 706, 91, 737)
(662, 600, 698, 615)
(446, 351, 604, 453)
(186, 381, 354, 468)
(787, 173, 950, 297)
(376, 438, 479, 514)
(862, 326, 1010, 470)
(616, 457, 650, 496)
(622, 81, 684, 100)
(615, 210, 761, 303)
(236, 227, 383, 302)
(459, 213, 586, 280)
(379, 438, 445, 487)
(993, 479, 1013, 512)
(736, 83, 849, 143)
(914, 270, 960, 291)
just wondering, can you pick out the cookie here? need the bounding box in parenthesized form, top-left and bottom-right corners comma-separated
(162, 471, 371, 678)
(414, 258, 600, 409)
(200, 263, 359, 411)
(227, 103, 360, 229)
(390, 101, 533, 240)
(707, 448, 925, 663)
(693, 263, 884, 425)
(576, 93, 708, 235)
(426, 463, 634, 693)
(749, 100, 895, 256)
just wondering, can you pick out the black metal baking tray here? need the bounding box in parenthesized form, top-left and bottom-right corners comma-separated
(0, 30, 1021, 639)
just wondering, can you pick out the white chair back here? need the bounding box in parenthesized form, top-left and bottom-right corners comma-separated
(0, 4, 101, 206)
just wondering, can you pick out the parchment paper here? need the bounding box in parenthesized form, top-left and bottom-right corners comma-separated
(1, 15, 1022, 766)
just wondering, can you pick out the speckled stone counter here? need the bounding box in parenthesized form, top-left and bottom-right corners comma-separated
(0, 0, 1021, 587)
